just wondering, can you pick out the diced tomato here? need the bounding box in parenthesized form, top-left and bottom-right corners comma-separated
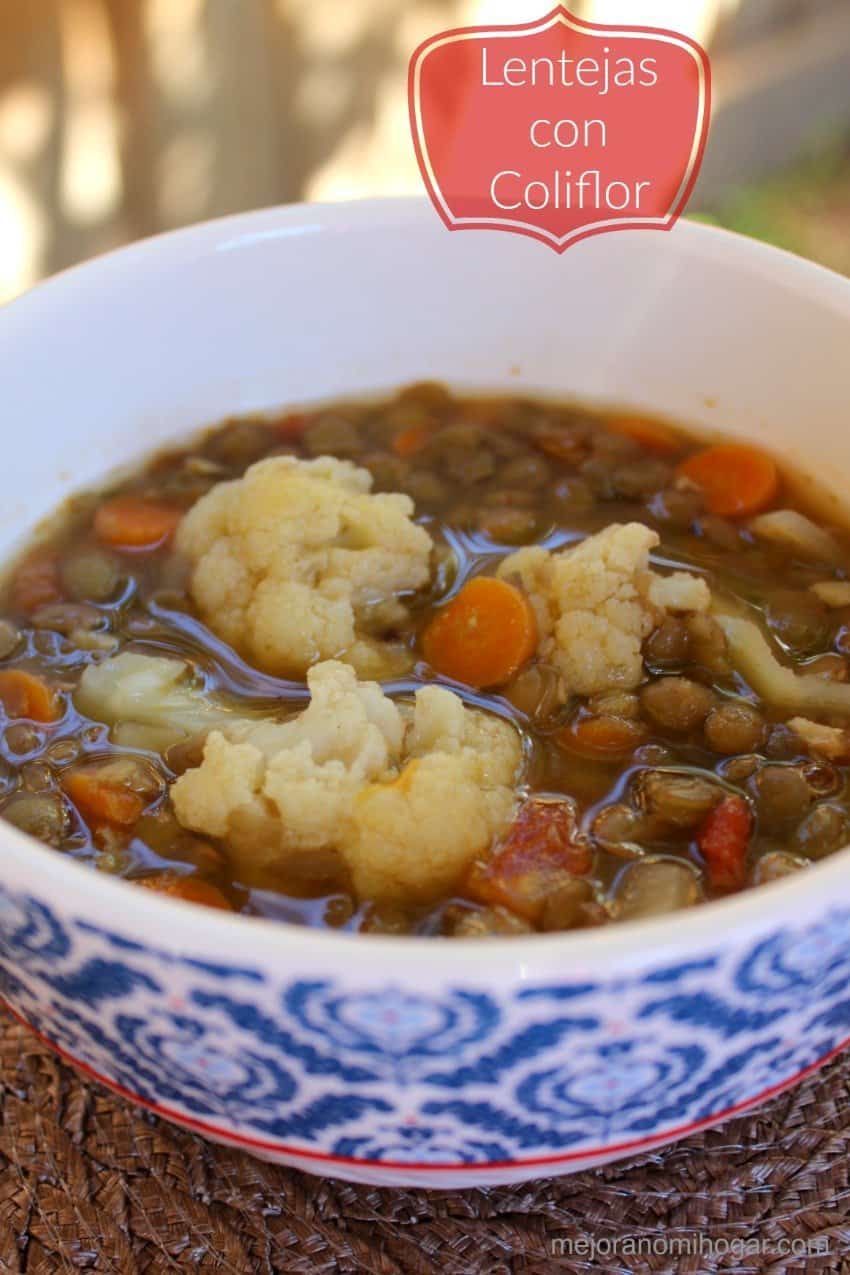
(466, 797, 592, 924)
(697, 794, 752, 892)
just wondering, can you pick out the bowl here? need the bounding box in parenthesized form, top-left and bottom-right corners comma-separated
(3, 199, 850, 1189)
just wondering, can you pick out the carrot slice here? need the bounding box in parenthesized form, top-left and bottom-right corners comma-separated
(677, 445, 779, 518)
(135, 872, 233, 910)
(558, 715, 648, 762)
(0, 670, 59, 723)
(466, 797, 592, 923)
(697, 794, 752, 892)
(421, 577, 537, 688)
(10, 550, 63, 614)
(94, 497, 183, 550)
(392, 424, 432, 457)
(63, 768, 146, 827)
(610, 414, 682, 456)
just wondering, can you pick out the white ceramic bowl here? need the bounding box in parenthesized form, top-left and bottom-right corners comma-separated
(3, 200, 850, 1189)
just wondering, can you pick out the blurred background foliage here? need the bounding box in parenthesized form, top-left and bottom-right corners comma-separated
(701, 137, 850, 276)
(0, 0, 849, 303)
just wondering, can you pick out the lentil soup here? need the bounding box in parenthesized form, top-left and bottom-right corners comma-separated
(3, 384, 850, 937)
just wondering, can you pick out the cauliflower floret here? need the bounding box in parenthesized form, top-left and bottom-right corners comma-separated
(176, 455, 433, 679)
(171, 661, 522, 905)
(648, 572, 711, 614)
(498, 523, 710, 698)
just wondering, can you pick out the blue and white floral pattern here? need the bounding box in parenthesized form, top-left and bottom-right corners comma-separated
(284, 983, 499, 1082)
(1, 878, 849, 1175)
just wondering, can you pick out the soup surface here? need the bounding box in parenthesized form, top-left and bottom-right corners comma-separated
(3, 384, 850, 937)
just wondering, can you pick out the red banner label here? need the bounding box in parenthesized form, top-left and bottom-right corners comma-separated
(409, 5, 711, 252)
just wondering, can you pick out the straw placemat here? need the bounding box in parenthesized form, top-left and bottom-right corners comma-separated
(1, 1014, 848, 1274)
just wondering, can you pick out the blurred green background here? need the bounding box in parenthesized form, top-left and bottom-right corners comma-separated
(698, 135, 850, 275)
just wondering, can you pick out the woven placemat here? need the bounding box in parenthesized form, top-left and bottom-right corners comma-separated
(1, 1015, 849, 1275)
